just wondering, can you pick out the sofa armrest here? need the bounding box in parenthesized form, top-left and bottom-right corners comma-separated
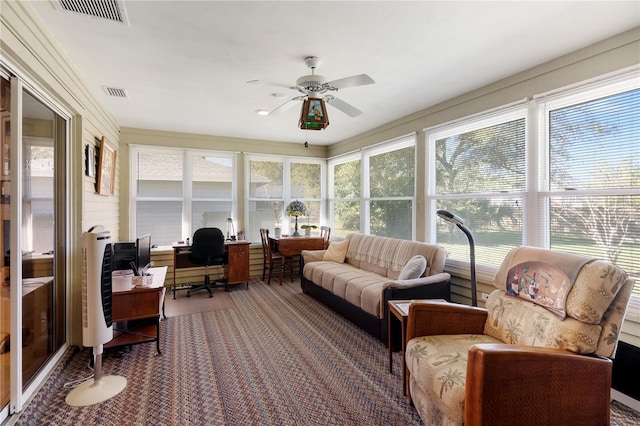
(386, 272, 451, 289)
(465, 343, 612, 425)
(301, 249, 326, 264)
(406, 302, 487, 340)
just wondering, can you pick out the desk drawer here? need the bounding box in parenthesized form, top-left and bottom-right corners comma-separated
(175, 251, 200, 269)
(112, 289, 161, 321)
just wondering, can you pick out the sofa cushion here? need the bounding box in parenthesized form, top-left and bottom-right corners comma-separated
(346, 233, 419, 276)
(344, 233, 447, 279)
(303, 261, 390, 317)
(323, 239, 349, 263)
(398, 255, 427, 280)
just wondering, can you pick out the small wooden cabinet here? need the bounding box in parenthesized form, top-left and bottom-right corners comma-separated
(226, 241, 250, 285)
(106, 266, 167, 354)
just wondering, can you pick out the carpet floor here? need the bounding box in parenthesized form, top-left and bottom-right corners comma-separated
(14, 280, 421, 425)
(11, 279, 640, 425)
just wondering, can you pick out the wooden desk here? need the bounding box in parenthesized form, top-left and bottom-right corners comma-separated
(172, 241, 250, 298)
(107, 266, 167, 354)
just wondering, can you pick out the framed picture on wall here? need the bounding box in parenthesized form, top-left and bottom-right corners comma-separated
(85, 144, 95, 177)
(96, 136, 116, 195)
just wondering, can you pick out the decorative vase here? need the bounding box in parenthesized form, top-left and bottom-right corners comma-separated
(305, 227, 311, 236)
(274, 227, 281, 238)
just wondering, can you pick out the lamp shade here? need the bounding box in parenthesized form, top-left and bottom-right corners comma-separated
(286, 200, 308, 217)
(226, 217, 236, 240)
(436, 209, 464, 226)
(299, 98, 329, 130)
(286, 200, 307, 237)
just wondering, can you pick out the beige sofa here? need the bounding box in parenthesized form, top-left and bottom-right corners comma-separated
(301, 233, 451, 344)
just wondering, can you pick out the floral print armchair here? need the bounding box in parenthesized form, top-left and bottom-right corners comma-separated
(405, 246, 633, 426)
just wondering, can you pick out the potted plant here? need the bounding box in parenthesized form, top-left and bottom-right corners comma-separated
(300, 224, 318, 236)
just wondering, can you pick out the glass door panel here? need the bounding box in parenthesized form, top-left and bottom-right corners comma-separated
(20, 89, 63, 388)
(0, 75, 11, 410)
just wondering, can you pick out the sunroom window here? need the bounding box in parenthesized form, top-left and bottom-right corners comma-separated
(246, 155, 324, 241)
(544, 86, 640, 296)
(429, 108, 527, 268)
(330, 156, 361, 238)
(329, 136, 416, 239)
(133, 148, 236, 246)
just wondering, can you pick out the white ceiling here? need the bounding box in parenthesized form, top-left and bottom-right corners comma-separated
(28, 1, 640, 146)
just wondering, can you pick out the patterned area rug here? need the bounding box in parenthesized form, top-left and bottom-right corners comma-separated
(611, 399, 640, 426)
(14, 280, 422, 425)
(12, 279, 640, 425)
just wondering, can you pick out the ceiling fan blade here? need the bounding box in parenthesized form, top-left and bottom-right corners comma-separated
(247, 79, 295, 90)
(268, 96, 305, 115)
(325, 74, 375, 90)
(325, 96, 362, 117)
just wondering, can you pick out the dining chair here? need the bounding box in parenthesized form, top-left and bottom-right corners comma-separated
(259, 228, 291, 285)
(320, 226, 331, 249)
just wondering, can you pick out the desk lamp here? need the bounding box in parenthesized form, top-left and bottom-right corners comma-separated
(226, 217, 236, 241)
(437, 209, 477, 307)
(286, 200, 308, 237)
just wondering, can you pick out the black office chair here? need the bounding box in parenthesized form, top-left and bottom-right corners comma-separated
(186, 227, 227, 298)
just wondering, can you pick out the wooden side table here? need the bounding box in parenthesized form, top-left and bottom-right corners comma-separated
(108, 266, 167, 354)
(388, 300, 411, 396)
(388, 299, 449, 397)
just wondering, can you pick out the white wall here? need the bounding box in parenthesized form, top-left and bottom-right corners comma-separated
(1, 1, 121, 345)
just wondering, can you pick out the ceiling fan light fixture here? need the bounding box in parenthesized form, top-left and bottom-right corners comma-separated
(299, 98, 329, 131)
(248, 56, 373, 126)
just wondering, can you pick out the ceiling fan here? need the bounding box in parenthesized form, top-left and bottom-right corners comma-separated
(247, 56, 375, 119)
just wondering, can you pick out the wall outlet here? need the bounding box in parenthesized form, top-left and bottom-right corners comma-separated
(481, 292, 490, 301)
(150, 260, 155, 267)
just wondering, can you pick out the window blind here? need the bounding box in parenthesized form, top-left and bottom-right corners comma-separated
(548, 88, 640, 296)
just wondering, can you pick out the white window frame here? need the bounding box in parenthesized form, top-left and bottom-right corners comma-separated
(129, 145, 237, 244)
(423, 70, 639, 339)
(424, 103, 528, 282)
(535, 71, 640, 327)
(244, 153, 326, 240)
(328, 134, 417, 238)
(328, 152, 362, 235)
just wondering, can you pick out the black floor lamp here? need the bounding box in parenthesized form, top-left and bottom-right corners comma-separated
(437, 210, 477, 307)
